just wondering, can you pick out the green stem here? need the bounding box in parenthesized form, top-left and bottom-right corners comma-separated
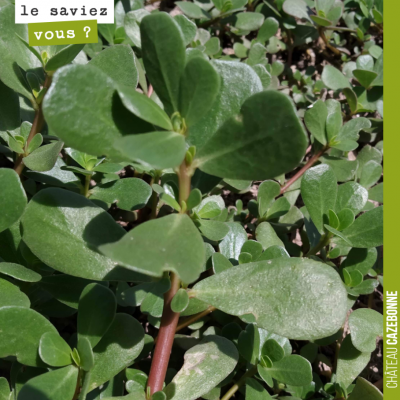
(82, 175, 91, 198)
(306, 233, 333, 257)
(150, 171, 161, 220)
(221, 365, 258, 400)
(79, 371, 91, 400)
(325, 26, 357, 33)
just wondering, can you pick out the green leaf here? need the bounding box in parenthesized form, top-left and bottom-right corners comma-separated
(0, 306, 57, 367)
(77, 336, 94, 371)
(192, 258, 348, 340)
(369, 183, 383, 203)
(0, 169, 27, 233)
(89, 45, 138, 90)
(0, 5, 41, 99)
(322, 65, 351, 90)
(115, 132, 186, 170)
(0, 80, 20, 136)
(100, 214, 205, 284)
(261, 339, 285, 363)
(220, 222, 248, 260)
(8, 136, 24, 154)
(212, 253, 234, 274)
(0, 377, 10, 400)
(301, 164, 337, 233)
(257, 17, 279, 43)
(141, 13, 185, 115)
(23, 140, 64, 172)
(235, 12, 265, 31)
(337, 208, 354, 230)
(22, 188, 146, 281)
(353, 69, 378, 89)
(241, 241, 263, 261)
(195, 91, 307, 180)
(341, 206, 383, 248)
(335, 182, 368, 214)
(175, 15, 197, 46)
(282, 0, 313, 23)
(88, 314, 145, 391)
(255, 222, 284, 250)
(18, 365, 78, 400)
(342, 248, 378, 276)
(266, 197, 290, 220)
(194, 196, 225, 219)
(117, 87, 173, 130)
(176, 1, 208, 19)
(43, 64, 139, 160)
(188, 60, 262, 149)
(348, 377, 383, 400)
(360, 160, 382, 189)
(0, 278, 30, 308)
(179, 57, 221, 127)
(186, 189, 202, 210)
(78, 283, 117, 348)
(171, 288, 190, 313)
(0, 262, 41, 282)
(27, 133, 43, 154)
(246, 378, 273, 400)
(90, 178, 152, 211)
(336, 335, 371, 389)
(304, 100, 328, 145)
(238, 324, 260, 364)
(348, 309, 383, 353)
(39, 332, 72, 367)
(265, 355, 312, 386)
(347, 279, 379, 296)
(164, 336, 239, 400)
(258, 180, 281, 218)
(310, 15, 332, 26)
(257, 246, 289, 261)
(198, 220, 230, 241)
(45, 44, 85, 72)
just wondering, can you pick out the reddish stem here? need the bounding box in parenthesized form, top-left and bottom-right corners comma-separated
(146, 273, 181, 395)
(279, 147, 327, 195)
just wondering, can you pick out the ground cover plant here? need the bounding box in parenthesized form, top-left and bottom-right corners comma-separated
(0, 0, 383, 399)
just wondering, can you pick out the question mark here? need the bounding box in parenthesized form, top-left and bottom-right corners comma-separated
(84, 26, 91, 38)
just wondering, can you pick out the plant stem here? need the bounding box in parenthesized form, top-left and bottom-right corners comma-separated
(178, 159, 191, 212)
(333, 326, 345, 373)
(14, 75, 52, 176)
(280, 147, 327, 195)
(175, 306, 217, 333)
(72, 368, 82, 400)
(325, 26, 357, 33)
(146, 272, 181, 396)
(220, 365, 258, 400)
(79, 371, 91, 400)
(83, 175, 91, 198)
(306, 233, 332, 257)
(318, 28, 341, 56)
(150, 172, 161, 220)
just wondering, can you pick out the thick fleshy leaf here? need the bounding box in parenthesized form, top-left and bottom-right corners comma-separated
(21, 188, 147, 281)
(0, 169, 27, 233)
(164, 336, 239, 400)
(0, 377, 10, 400)
(23, 141, 64, 172)
(176, 1, 208, 19)
(219, 222, 248, 261)
(238, 324, 260, 364)
(360, 160, 382, 189)
(258, 180, 281, 218)
(179, 57, 221, 127)
(18, 365, 78, 400)
(0, 306, 57, 367)
(198, 220, 230, 242)
(115, 132, 186, 170)
(348, 377, 383, 400)
(0, 5, 41, 99)
(348, 309, 383, 353)
(335, 182, 368, 214)
(195, 91, 307, 180)
(342, 206, 383, 248)
(77, 336, 94, 371)
(342, 248, 377, 276)
(88, 314, 145, 391)
(257, 17, 279, 43)
(264, 355, 312, 386)
(171, 288, 190, 313)
(0, 262, 41, 282)
(45, 44, 85, 72)
(43, 64, 141, 159)
(322, 65, 351, 90)
(353, 69, 378, 89)
(235, 12, 265, 31)
(0, 278, 30, 308)
(192, 258, 348, 340)
(304, 100, 328, 145)
(336, 335, 370, 389)
(89, 45, 138, 90)
(212, 253, 233, 274)
(78, 283, 117, 348)
(100, 214, 205, 284)
(246, 378, 273, 400)
(117, 88, 172, 131)
(188, 60, 262, 149)
(39, 332, 73, 367)
(0, 80, 20, 137)
(90, 178, 152, 211)
(301, 165, 337, 233)
(140, 13, 185, 115)
(282, 0, 313, 23)
(256, 222, 284, 250)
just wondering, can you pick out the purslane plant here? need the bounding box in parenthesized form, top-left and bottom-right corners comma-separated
(0, 1, 383, 400)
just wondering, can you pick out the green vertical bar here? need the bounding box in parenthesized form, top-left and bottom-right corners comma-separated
(385, 1, 398, 398)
